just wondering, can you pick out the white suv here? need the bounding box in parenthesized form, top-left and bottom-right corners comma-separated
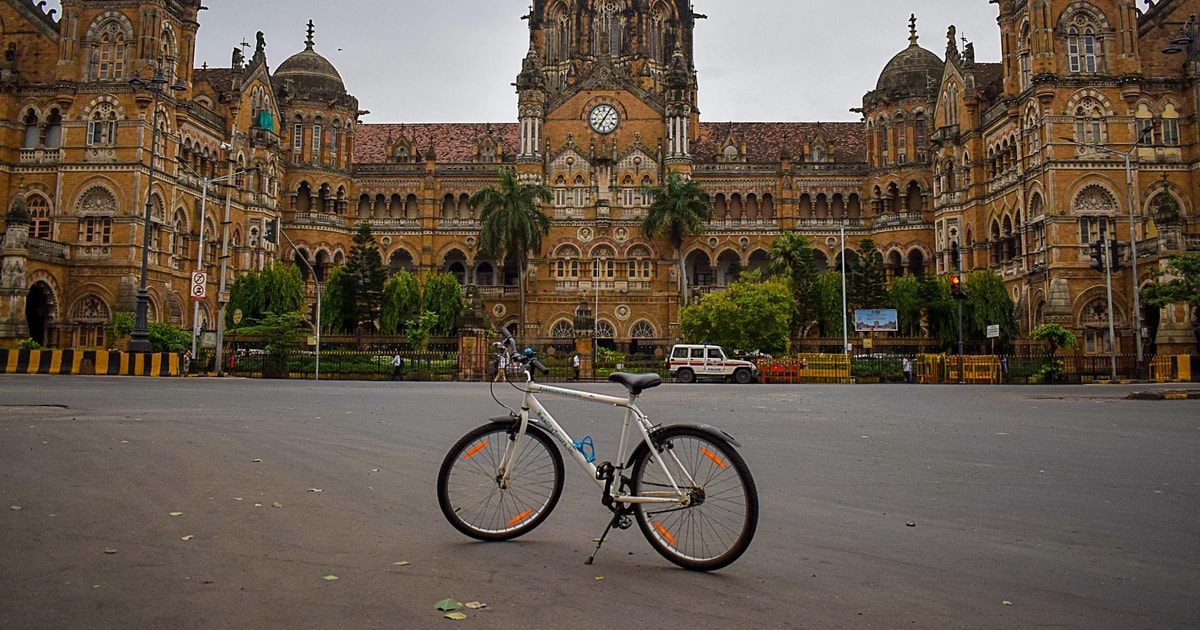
(667, 344, 758, 384)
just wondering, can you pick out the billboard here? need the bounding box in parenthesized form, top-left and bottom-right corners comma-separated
(854, 309, 898, 333)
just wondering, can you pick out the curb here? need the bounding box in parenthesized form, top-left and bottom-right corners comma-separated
(1126, 390, 1200, 400)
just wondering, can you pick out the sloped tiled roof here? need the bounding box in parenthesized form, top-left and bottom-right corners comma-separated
(193, 67, 239, 101)
(974, 62, 1005, 103)
(354, 123, 520, 164)
(354, 120, 867, 165)
(693, 122, 866, 164)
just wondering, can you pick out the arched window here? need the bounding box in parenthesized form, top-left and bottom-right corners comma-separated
(87, 104, 118, 146)
(551, 320, 575, 338)
(1161, 104, 1181, 146)
(631, 321, 655, 338)
(22, 110, 39, 149)
(1074, 102, 1103, 145)
(1068, 25, 1099, 74)
(29, 195, 51, 239)
(97, 26, 127, 81)
(1018, 21, 1033, 89)
(591, 244, 616, 279)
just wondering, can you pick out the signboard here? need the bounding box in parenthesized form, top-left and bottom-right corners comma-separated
(987, 324, 1001, 339)
(190, 270, 207, 301)
(853, 309, 899, 333)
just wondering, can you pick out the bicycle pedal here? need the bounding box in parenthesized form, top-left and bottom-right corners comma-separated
(595, 461, 614, 481)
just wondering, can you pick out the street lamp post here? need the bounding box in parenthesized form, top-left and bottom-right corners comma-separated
(278, 226, 323, 381)
(178, 158, 252, 359)
(1061, 126, 1154, 378)
(127, 59, 185, 352)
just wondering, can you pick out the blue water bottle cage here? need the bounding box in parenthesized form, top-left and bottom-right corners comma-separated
(572, 435, 596, 463)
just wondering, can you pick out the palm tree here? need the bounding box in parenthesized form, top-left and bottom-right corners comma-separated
(640, 170, 713, 306)
(768, 232, 819, 337)
(470, 168, 552, 339)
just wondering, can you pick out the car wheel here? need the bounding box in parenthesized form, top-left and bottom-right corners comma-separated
(733, 369, 753, 384)
(676, 368, 695, 384)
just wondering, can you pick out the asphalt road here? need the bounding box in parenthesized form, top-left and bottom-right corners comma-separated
(1, 376, 1197, 629)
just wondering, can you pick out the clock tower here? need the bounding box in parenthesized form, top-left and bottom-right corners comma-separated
(518, 0, 701, 185)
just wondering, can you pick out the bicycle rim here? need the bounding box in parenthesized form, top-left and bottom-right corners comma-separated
(437, 423, 563, 541)
(632, 427, 758, 570)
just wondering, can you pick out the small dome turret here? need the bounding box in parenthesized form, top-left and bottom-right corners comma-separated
(274, 20, 346, 100)
(874, 15, 942, 100)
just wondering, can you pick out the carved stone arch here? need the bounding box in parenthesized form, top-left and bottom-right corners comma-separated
(79, 94, 127, 119)
(1071, 182, 1119, 214)
(1063, 89, 1115, 116)
(68, 292, 112, 322)
(74, 181, 121, 216)
(1058, 1, 1114, 33)
(554, 243, 582, 258)
(1076, 290, 1126, 328)
(26, 270, 62, 320)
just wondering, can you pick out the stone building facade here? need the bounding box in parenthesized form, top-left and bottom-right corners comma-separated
(0, 0, 1196, 355)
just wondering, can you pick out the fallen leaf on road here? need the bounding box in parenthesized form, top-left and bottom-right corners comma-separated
(251, 459, 262, 463)
(393, 561, 410, 567)
(1002, 600, 1013, 606)
(306, 488, 323, 493)
(169, 512, 184, 517)
(103, 547, 118, 554)
(444, 613, 467, 620)
(323, 575, 339, 581)
(594, 576, 604, 581)
(271, 502, 282, 508)
(10, 505, 21, 511)
(181, 535, 194, 541)
(464, 602, 486, 609)
(435, 598, 462, 612)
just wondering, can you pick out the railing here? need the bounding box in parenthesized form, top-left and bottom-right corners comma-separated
(19, 148, 63, 164)
(27, 237, 68, 259)
(795, 217, 865, 228)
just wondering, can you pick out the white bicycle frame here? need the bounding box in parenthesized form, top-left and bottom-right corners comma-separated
(497, 372, 694, 507)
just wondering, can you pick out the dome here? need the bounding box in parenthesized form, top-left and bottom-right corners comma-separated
(274, 23, 345, 99)
(875, 19, 943, 99)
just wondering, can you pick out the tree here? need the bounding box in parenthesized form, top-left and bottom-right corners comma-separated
(343, 222, 388, 331)
(236, 311, 308, 354)
(380, 268, 421, 335)
(471, 168, 552, 339)
(889, 275, 922, 337)
(767, 233, 820, 336)
(1030, 323, 1079, 383)
(814, 270, 846, 339)
(320, 266, 354, 334)
(640, 170, 713, 307)
(226, 262, 305, 329)
(1142, 255, 1200, 313)
(679, 271, 795, 356)
(421, 271, 465, 336)
(918, 274, 958, 348)
(848, 238, 889, 311)
(965, 269, 1018, 348)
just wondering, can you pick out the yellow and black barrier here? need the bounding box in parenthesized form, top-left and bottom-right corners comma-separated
(759, 355, 851, 384)
(0, 350, 180, 377)
(1149, 355, 1195, 382)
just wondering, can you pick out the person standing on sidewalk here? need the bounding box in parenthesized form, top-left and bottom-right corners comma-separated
(572, 353, 581, 381)
(391, 353, 404, 380)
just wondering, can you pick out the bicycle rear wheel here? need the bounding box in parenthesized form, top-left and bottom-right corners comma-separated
(630, 426, 758, 571)
(437, 422, 564, 541)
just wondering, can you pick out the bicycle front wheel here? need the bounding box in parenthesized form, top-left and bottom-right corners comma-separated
(437, 422, 564, 541)
(630, 426, 758, 571)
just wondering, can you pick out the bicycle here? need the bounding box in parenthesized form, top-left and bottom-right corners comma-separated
(436, 330, 759, 571)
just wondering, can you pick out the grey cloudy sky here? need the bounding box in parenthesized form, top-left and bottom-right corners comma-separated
(50, 1, 1004, 123)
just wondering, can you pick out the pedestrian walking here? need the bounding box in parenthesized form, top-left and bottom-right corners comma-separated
(182, 350, 192, 375)
(493, 353, 508, 382)
(391, 353, 404, 380)
(572, 353, 581, 381)
(902, 357, 913, 383)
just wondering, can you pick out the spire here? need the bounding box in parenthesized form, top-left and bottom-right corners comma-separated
(909, 14, 919, 47)
(305, 20, 315, 51)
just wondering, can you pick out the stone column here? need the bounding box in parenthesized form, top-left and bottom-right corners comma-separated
(0, 197, 31, 343)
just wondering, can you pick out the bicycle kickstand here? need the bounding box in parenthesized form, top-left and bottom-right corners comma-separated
(585, 513, 624, 565)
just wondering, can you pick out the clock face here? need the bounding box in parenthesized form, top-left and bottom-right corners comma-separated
(588, 104, 620, 134)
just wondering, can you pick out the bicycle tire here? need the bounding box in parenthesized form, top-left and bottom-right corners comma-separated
(630, 426, 758, 571)
(437, 421, 564, 541)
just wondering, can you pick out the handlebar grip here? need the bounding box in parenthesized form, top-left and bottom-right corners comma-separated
(499, 328, 514, 342)
(531, 359, 550, 375)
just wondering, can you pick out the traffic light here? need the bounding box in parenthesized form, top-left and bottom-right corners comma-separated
(264, 219, 277, 244)
(1088, 240, 1105, 272)
(950, 241, 960, 269)
(1109, 240, 1128, 271)
(950, 274, 968, 300)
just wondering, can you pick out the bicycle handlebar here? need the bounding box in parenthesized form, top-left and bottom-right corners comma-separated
(530, 358, 550, 376)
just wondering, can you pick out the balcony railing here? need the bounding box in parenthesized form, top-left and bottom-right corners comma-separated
(27, 237, 68, 260)
(19, 148, 63, 164)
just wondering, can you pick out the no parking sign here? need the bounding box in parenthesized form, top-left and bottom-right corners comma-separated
(190, 270, 207, 301)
